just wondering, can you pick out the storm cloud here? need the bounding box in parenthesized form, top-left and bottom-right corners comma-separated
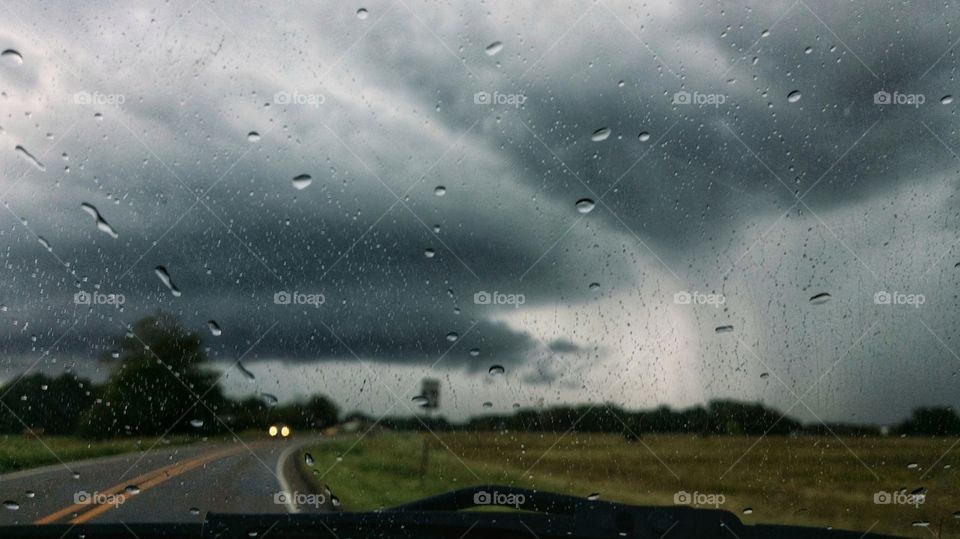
(1, 0, 959, 422)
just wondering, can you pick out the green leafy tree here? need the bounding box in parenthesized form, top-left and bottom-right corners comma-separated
(0, 373, 101, 434)
(79, 312, 227, 438)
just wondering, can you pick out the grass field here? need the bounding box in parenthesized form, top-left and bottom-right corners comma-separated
(299, 431, 960, 538)
(0, 435, 200, 474)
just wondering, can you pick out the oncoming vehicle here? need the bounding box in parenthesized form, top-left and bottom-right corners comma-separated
(267, 425, 292, 439)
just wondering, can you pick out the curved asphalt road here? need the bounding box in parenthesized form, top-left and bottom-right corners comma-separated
(0, 437, 327, 525)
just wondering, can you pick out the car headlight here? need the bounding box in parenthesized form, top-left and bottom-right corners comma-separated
(268, 425, 278, 437)
(280, 426, 291, 437)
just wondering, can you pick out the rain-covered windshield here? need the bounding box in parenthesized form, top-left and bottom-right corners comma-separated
(1, 1, 959, 537)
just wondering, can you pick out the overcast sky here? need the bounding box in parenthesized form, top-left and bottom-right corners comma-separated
(1, 0, 959, 424)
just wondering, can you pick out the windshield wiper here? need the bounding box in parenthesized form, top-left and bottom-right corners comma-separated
(0, 485, 906, 539)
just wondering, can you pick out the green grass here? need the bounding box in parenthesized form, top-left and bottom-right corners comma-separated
(0, 435, 199, 474)
(299, 431, 960, 538)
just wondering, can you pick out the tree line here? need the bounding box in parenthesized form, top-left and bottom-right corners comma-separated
(2, 313, 958, 438)
(0, 313, 339, 439)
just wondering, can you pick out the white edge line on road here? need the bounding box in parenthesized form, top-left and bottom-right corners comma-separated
(276, 443, 302, 514)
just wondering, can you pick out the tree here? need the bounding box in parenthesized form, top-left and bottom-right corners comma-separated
(78, 312, 227, 438)
(0, 373, 101, 434)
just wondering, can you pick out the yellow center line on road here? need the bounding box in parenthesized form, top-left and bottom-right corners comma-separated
(34, 444, 250, 525)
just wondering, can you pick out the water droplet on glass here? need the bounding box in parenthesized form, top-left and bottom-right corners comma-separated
(412, 395, 429, 407)
(304, 453, 314, 466)
(292, 174, 313, 190)
(589, 282, 600, 291)
(80, 202, 119, 238)
(189, 419, 204, 428)
(488, 365, 505, 376)
(587, 493, 600, 501)
(638, 131, 651, 142)
(787, 90, 802, 103)
(469, 348, 480, 357)
(72, 472, 80, 479)
(804, 46, 813, 54)
(941, 95, 954, 105)
(575, 198, 595, 214)
(247, 131, 261, 142)
(3, 500, 19, 511)
(907, 462, 918, 469)
(14, 145, 45, 171)
(591, 127, 611, 142)
(260, 393, 279, 407)
(809, 292, 831, 305)
(446, 332, 459, 342)
(760, 372, 770, 379)
(207, 320, 222, 336)
(237, 362, 256, 381)
(743, 508, 754, 515)
(761, 29, 770, 37)
(38, 236, 52, 251)
(24, 491, 35, 499)
(1, 48, 22, 66)
(125, 485, 141, 495)
(434, 185, 446, 196)
(356, 8, 368, 19)
(715, 325, 734, 334)
(485, 41, 503, 56)
(154, 266, 182, 297)
(189, 507, 201, 515)
(482, 401, 493, 408)
(424, 248, 436, 258)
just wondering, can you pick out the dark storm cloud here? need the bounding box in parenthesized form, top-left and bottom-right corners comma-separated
(3, 0, 960, 423)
